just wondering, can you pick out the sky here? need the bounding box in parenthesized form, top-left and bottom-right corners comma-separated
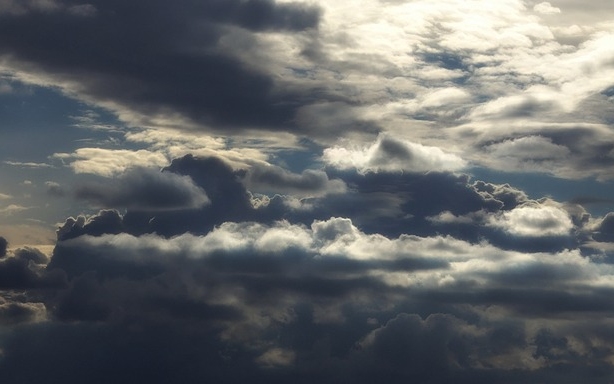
(1, 0, 614, 382)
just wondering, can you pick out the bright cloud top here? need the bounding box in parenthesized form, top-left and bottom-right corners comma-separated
(323, 135, 467, 173)
(489, 204, 574, 237)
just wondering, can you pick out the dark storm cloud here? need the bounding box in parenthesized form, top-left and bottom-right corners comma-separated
(74, 167, 210, 211)
(0, 247, 64, 289)
(348, 313, 473, 382)
(0, 301, 45, 325)
(0, 0, 323, 132)
(56, 209, 125, 241)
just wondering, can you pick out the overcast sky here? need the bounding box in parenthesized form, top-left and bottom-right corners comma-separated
(1, 0, 614, 382)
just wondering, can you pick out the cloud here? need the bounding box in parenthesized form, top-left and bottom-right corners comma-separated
(67, 3, 97, 17)
(0, 0, 61, 15)
(488, 203, 574, 237)
(0, 246, 64, 290)
(0, 301, 47, 325)
(0, 236, 7, 257)
(56, 210, 125, 242)
(533, 2, 562, 15)
(55, 154, 560, 250)
(2, 161, 53, 168)
(591, 212, 614, 242)
(3, 1, 614, 381)
(323, 134, 467, 174)
(44, 181, 65, 197)
(0, 0, 323, 135)
(0, 213, 603, 381)
(244, 164, 347, 197)
(74, 168, 210, 211)
(53, 148, 169, 177)
(0, 204, 30, 215)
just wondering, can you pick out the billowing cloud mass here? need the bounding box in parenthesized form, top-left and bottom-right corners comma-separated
(2, 0, 614, 383)
(0, 153, 613, 382)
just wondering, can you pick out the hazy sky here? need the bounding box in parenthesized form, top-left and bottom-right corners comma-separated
(1, 0, 614, 382)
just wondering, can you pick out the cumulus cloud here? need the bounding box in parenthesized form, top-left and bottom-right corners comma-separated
(323, 134, 467, 174)
(0, 246, 63, 290)
(489, 203, 574, 237)
(74, 168, 210, 211)
(0, 214, 604, 381)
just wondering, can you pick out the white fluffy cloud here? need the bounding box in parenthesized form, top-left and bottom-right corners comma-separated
(489, 204, 574, 237)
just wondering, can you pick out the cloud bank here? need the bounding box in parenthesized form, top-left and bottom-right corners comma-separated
(1, 153, 614, 382)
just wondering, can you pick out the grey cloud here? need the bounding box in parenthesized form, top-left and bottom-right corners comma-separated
(0, 0, 324, 133)
(56, 210, 125, 241)
(2, 211, 614, 382)
(0, 235, 7, 257)
(45, 181, 65, 197)
(74, 167, 210, 211)
(349, 313, 472, 382)
(592, 212, 614, 242)
(244, 164, 346, 197)
(60, 154, 584, 253)
(472, 181, 528, 210)
(470, 125, 614, 180)
(0, 251, 64, 290)
(0, 301, 46, 325)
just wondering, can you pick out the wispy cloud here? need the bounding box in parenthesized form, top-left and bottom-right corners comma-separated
(3, 161, 53, 169)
